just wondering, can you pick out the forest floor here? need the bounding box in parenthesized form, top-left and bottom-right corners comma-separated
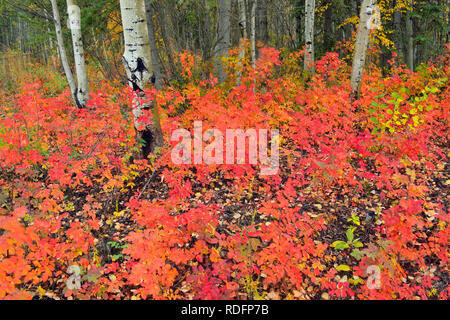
(0, 51, 449, 299)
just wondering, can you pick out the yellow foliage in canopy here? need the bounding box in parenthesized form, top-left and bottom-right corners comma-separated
(107, 9, 123, 41)
(338, 0, 414, 54)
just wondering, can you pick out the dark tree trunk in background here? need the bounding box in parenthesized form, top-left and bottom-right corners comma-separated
(295, 0, 305, 48)
(394, 0, 405, 65)
(215, 0, 231, 83)
(256, 0, 268, 50)
(145, 0, 163, 90)
(406, 0, 414, 71)
(323, 1, 334, 53)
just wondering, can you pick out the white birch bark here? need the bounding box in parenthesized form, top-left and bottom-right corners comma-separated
(67, 0, 89, 107)
(215, 0, 231, 83)
(50, 0, 79, 108)
(350, 0, 373, 99)
(120, 0, 152, 91)
(120, 0, 163, 157)
(304, 0, 315, 73)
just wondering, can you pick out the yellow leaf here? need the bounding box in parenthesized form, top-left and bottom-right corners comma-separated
(37, 286, 46, 297)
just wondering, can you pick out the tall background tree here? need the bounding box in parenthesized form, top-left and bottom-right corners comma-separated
(215, 0, 231, 83)
(304, 0, 315, 73)
(50, 0, 80, 107)
(351, 0, 373, 99)
(145, 0, 163, 90)
(119, 0, 163, 158)
(66, 0, 89, 107)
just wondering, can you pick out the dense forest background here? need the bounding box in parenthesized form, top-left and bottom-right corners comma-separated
(0, 0, 448, 88)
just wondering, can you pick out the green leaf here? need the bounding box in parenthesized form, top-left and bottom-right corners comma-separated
(112, 254, 123, 261)
(336, 265, 351, 271)
(353, 241, 364, 248)
(349, 276, 364, 285)
(348, 215, 360, 226)
(332, 241, 350, 250)
(346, 229, 354, 242)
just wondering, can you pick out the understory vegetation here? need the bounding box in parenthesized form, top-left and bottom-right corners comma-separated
(0, 45, 448, 300)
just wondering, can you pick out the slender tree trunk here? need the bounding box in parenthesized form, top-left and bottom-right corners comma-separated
(394, 2, 405, 64)
(295, 0, 304, 47)
(18, 17, 23, 52)
(202, 0, 213, 61)
(50, 0, 81, 108)
(120, 0, 164, 158)
(406, 0, 414, 71)
(67, 0, 89, 107)
(145, 0, 163, 90)
(47, 25, 57, 68)
(159, 4, 178, 78)
(237, 0, 248, 84)
(215, 0, 231, 84)
(256, 0, 268, 48)
(238, 0, 248, 49)
(350, 0, 373, 100)
(323, 1, 334, 53)
(304, 0, 315, 73)
(250, 0, 257, 68)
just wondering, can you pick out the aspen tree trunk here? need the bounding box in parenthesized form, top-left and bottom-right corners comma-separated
(215, 0, 231, 84)
(304, 0, 315, 73)
(50, 0, 80, 108)
(120, 0, 164, 158)
(350, 0, 373, 100)
(250, 0, 257, 69)
(145, 0, 163, 90)
(67, 0, 89, 107)
(406, 0, 414, 71)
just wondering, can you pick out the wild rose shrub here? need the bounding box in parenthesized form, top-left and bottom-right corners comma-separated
(0, 47, 448, 299)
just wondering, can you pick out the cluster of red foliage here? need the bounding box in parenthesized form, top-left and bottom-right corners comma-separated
(0, 46, 448, 300)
